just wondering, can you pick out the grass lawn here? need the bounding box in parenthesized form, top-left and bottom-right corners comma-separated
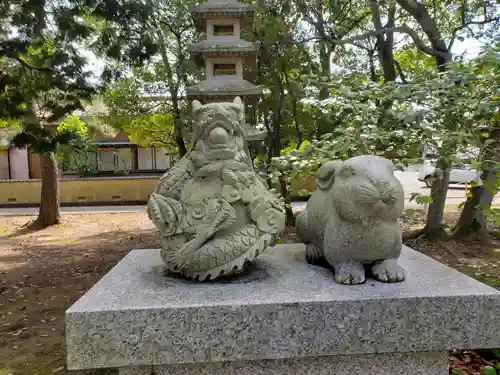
(0, 211, 498, 375)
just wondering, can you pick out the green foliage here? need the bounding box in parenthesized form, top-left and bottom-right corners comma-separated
(1, 0, 158, 157)
(3, 0, 498, 228)
(271, 55, 499, 183)
(88, 0, 198, 154)
(0, 118, 21, 130)
(57, 140, 97, 176)
(99, 77, 184, 148)
(125, 113, 176, 147)
(393, 46, 437, 79)
(0, 120, 20, 149)
(57, 114, 88, 137)
(10, 121, 85, 154)
(99, 78, 148, 130)
(409, 193, 433, 205)
(254, 0, 320, 147)
(8, 114, 92, 154)
(482, 366, 497, 375)
(55, 115, 97, 175)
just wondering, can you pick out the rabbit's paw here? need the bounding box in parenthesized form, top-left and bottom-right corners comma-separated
(334, 260, 365, 285)
(372, 258, 405, 283)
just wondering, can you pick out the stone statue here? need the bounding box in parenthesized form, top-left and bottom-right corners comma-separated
(147, 97, 286, 281)
(296, 155, 405, 285)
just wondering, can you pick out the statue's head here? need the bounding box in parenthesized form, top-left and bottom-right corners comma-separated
(316, 155, 404, 222)
(189, 97, 252, 175)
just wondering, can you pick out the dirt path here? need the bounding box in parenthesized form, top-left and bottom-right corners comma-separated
(0, 214, 158, 375)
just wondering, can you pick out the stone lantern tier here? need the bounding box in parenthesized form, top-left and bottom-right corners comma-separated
(189, 39, 259, 70)
(190, 0, 256, 33)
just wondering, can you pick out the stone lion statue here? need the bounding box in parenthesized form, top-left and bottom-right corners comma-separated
(147, 97, 285, 281)
(296, 155, 405, 285)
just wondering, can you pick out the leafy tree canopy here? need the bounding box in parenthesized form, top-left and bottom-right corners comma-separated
(1, 0, 159, 152)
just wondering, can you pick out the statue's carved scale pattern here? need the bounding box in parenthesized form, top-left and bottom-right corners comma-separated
(148, 98, 286, 281)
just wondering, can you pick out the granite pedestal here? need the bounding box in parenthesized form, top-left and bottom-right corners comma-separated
(66, 245, 500, 375)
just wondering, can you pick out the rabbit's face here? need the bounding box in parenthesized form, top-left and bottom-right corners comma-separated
(331, 155, 404, 222)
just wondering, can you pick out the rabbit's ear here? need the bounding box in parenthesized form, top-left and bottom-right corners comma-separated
(233, 96, 244, 108)
(192, 100, 202, 113)
(316, 160, 343, 191)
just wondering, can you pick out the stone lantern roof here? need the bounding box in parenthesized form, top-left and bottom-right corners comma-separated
(186, 76, 262, 104)
(190, 0, 256, 32)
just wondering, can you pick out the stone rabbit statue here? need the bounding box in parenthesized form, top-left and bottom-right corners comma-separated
(296, 155, 405, 285)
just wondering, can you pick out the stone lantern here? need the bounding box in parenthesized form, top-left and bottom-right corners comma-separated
(186, 0, 266, 140)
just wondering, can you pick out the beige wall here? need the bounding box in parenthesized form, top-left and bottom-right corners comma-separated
(0, 177, 159, 204)
(0, 175, 317, 205)
(290, 175, 316, 196)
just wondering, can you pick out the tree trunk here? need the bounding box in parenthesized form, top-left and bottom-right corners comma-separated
(279, 176, 295, 226)
(170, 89, 187, 157)
(451, 181, 492, 238)
(37, 152, 60, 227)
(316, 40, 332, 136)
(370, 0, 397, 83)
(395, 0, 451, 70)
(172, 112, 187, 157)
(282, 66, 302, 149)
(368, 48, 378, 82)
(270, 66, 295, 226)
(452, 128, 499, 238)
(315, 7, 333, 136)
(396, 0, 454, 236)
(423, 158, 450, 238)
(155, 31, 187, 157)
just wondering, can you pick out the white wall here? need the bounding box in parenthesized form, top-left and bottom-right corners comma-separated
(155, 148, 173, 170)
(117, 149, 133, 171)
(138, 147, 154, 170)
(95, 147, 174, 172)
(97, 149, 133, 172)
(97, 150, 115, 171)
(9, 148, 29, 180)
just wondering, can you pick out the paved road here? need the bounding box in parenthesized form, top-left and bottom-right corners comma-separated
(395, 171, 469, 198)
(0, 172, 498, 217)
(292, 171, 499, 213)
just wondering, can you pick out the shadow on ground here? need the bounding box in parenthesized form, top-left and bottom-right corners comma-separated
(0, 213, 159, 375)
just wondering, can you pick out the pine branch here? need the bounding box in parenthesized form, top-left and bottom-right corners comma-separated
(15, 57, 52, 72)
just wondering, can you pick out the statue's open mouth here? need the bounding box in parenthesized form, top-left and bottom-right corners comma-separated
(210, 143, 230, 150)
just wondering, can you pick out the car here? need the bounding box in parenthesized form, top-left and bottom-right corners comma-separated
(418, 161, 481, 188)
